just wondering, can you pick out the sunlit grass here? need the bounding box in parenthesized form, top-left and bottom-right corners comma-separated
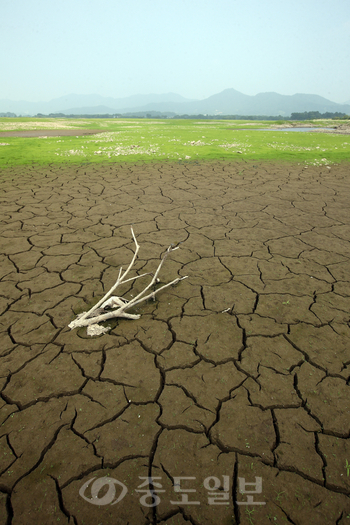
(0, 117, 349, 167)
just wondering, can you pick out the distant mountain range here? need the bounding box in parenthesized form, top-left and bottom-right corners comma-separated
(1, 89, 350, 117)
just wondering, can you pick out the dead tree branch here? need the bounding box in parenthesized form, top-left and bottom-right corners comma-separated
(68, 227, 187, 335)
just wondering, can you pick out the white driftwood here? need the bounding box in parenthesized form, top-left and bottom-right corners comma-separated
(68, 227, 187, 335)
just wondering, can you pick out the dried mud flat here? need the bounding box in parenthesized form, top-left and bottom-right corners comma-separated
(0, 130, 106, 138)
(0, 160, 350, 525)
(269, 123, 350, 135)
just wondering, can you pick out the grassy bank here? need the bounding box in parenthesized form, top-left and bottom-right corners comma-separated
(0, 117, 349, 167)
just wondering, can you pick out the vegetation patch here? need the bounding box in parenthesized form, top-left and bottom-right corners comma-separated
(0, 117, 349, 167)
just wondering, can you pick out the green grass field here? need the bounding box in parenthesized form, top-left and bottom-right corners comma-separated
(0, 117, 349, 167)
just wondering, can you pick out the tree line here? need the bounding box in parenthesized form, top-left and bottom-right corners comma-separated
(1, 111, 348, 120)
(290, 111, 348, 120)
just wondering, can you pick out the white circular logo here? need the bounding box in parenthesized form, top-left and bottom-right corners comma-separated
(79, 477, 128, 506)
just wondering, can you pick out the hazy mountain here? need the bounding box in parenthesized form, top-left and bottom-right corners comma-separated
(1, 89, 349, 116)
(163, 89, 350, 116)
(54, 105, 124, 115)
(0, 92, 195, 116)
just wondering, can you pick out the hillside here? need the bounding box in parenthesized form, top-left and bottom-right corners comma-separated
(1, 89, 349, 117)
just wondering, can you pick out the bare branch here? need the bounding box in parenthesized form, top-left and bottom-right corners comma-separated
(68, 228, 187, 335)
(77, 227, 140, 324)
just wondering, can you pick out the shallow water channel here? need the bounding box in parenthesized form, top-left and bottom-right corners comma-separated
(258, 127, 333, 132)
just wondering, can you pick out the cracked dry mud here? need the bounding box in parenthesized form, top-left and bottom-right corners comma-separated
(0, 160, 349, 525)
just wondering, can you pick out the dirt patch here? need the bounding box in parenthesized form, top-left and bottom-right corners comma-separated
(0, 161, 349, 524)
(270, 123, 350, 134)
(0, 129, 106, 138)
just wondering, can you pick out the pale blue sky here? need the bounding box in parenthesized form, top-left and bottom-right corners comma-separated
(1, 0, 350, 103)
